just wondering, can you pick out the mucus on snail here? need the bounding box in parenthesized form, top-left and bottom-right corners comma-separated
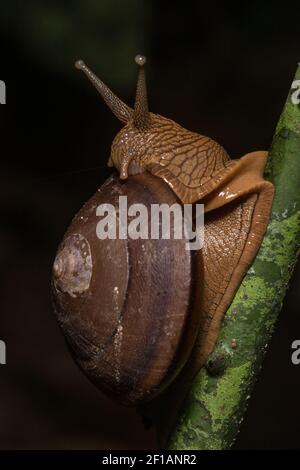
(52, 54, 274, 406)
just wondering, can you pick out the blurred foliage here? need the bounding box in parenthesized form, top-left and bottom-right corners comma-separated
(0, 0, 151, 88)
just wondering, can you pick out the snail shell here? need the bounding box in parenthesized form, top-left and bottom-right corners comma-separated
(52, 173, 202, 405)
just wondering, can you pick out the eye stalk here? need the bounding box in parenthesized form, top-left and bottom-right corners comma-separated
(75, 59, 132, 124)
(133, 54, 151, 130)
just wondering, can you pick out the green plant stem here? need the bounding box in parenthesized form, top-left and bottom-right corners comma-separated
(167, 64, 300, 450)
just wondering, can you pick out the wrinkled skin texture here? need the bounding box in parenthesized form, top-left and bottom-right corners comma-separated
(110, 113, 230, 184)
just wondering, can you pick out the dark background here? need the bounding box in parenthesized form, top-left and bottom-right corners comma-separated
(0, 0, 300, 449)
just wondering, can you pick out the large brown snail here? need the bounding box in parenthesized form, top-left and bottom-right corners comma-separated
(52, 55, 274, 408)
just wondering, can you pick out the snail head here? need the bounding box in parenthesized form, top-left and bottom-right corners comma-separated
(75, 55, 179, 179)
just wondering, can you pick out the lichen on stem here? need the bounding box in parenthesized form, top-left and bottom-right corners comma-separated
(167, 64, 300, 450)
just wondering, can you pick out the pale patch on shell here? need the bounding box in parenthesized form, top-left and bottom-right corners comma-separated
(113, 322, 123, 384)
(110, 285, 123, 384)
(53, 234, 92, 298)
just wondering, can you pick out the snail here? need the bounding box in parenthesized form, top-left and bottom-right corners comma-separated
(52, 55, 274, 408)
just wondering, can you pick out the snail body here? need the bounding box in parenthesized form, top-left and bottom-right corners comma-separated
(52, 55, 274, 406)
